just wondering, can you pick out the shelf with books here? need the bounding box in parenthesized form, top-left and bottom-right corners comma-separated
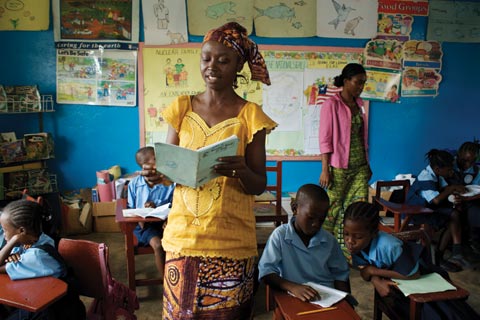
(0, 94, 56, 200)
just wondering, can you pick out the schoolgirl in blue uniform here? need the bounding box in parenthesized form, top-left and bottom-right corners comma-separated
(449, 141, 480, 253)
(343, 201, 479, 320)
(0, 199, 85, 319)
(406, 149, 470, 270)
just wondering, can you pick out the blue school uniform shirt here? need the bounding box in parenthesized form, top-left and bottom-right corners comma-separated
(453, 161, 480, 186)
(258, 217, 349, 288)
(0, 226, 5, 248)
(351, 231, 419, 276)
(407, 165, 448, 206)
(6, 233, 65, 280)
(127, 175, 175, 209)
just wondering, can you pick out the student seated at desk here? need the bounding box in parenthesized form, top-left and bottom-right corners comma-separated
(406, 149, 470, 271)
(343, 201, 479, 320)
(0, 199, 85, 320)
(258, 184, 350, 302)
(127, 146, 175, 280)
(448, 141, 480, 255)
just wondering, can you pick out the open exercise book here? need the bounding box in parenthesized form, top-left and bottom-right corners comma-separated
(393, 272, 456, 296)
(302, 282, 348, 307)
(122, 203, 170, 220)
(154, 135, 239, 188)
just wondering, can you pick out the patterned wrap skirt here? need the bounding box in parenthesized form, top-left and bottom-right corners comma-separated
(162, 253, 256, 320)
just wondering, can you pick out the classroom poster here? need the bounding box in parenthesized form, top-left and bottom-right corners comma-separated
(187, 0, 254, 36)
(427, 0, 480, 43)
(52, 0, 139, 49)
(0, 0, 49, 30)
(56, 49, 137, 106)
(361, 69, 401, 102)
(316, 0, 378, 39)
(139, 44, 365, 157)
(401, 67, 442, 97)
(253, 0, 316, 37)
(376, 13, 414, 42)
(364, 39, 403, 70)
(142, 0, 188, 45)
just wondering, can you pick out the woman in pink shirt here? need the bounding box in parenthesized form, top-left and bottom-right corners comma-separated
(318, 63, 372, 259)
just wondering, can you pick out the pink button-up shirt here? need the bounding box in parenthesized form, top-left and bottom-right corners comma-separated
(319, 93, 369, 169)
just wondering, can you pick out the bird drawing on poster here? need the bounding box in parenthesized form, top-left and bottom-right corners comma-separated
(329, 0, 355, 30)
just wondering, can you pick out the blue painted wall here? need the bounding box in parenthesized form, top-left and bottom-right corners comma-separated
(1, 11, 479, 193)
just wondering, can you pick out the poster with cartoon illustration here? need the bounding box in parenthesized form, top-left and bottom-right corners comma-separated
(376, 13, 414, 42)
(427, 0, 480, 43)
(56, 49, 137, 106)
(402, 40, 442, 69)
(52, 0, 139, 49)
(364, 39, 403, 70)
(142, 0, 188, 45)
(187, 0, 253, 36)
(361, 69, 401, 102)
(316, 0, 378, 39)
(139, 44, 366, 157)
(253, 0, 316, 37)
(401, 67, 442, 97)
(0, 0, 49, 30)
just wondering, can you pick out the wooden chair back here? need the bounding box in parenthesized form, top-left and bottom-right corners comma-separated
(58, 238, 108, 299)
(373, 180, 433, 233)
(254, 161, 288, 226)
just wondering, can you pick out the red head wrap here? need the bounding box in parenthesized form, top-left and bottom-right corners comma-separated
(203, 22, 271, 86)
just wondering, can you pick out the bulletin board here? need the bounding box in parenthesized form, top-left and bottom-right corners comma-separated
(138, 43, 368, 161)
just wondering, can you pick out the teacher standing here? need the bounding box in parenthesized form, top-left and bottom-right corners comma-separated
(318, 63, 372, 258)
(160, 22, 276, 319)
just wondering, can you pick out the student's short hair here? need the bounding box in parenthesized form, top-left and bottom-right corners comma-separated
(344, 202, 380, 234)
(135, 146, 154, 166)
(295, 184, 329, 204)
(425, 149, 454, 169)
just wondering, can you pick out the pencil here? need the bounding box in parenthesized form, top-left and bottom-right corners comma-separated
(296, 306, 338, 316)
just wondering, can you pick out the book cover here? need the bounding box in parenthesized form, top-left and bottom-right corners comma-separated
(24, 132, 55, 160)
(27, 169, 52, 194)
(154, 135, 239, 188)
(0, 140, 26, 163)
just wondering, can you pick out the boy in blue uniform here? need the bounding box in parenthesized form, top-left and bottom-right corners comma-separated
(127, 146, 175, 280)
(258, 183, 350, 302)
(343, 201, 479, 320)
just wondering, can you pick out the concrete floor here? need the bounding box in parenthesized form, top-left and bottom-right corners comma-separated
(73, 231, 480, 320)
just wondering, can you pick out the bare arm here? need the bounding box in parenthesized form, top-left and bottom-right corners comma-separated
(319, 153, 331, 188)
(262, 273, 319, 302)
(360, 264, 420, 281)
(431, 184, 467, 206)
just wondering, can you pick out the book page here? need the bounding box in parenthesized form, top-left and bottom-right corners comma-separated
(122, 203, 170, 220)
(155, 135, 239, 188)
(304, 282, 348, 307)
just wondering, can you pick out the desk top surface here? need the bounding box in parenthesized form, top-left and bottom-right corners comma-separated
(274, 290, 361, 320)
(0, 274, 67, 312)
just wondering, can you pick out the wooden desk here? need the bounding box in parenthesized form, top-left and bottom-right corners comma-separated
(115, 202, 163, 290)
(0, 274, 67, 312)
(272, 290, 361, 320)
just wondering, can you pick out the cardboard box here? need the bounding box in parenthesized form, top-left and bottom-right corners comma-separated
(61, 202, 92, 235)
(92, 201, 120, 232)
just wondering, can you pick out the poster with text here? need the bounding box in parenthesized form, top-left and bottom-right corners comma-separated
(378, 0, 428, 16)
(361, 69, 401, 102)
(56, 49, 137, 106)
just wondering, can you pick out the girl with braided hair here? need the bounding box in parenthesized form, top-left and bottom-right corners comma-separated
(343, 201, 480, 320)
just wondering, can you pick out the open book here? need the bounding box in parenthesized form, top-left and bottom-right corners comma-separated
(154, 135, 239, 188)
(122, 203, 170, 220)
(303, 282, 348, 307)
